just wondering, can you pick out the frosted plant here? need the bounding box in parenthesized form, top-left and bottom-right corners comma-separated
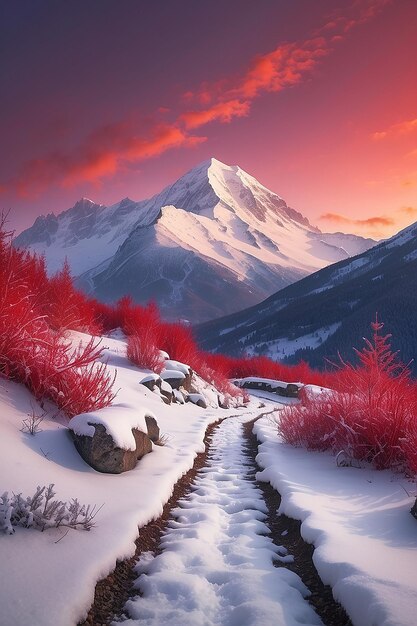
(0, 484, 103, 534)
(0, 492, 14, 534)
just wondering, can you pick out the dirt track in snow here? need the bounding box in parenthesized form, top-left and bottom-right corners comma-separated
(80, 410, 351, 626)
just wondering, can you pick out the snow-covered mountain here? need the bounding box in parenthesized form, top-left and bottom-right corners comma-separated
(14, 158, 375, 323)
(195, 220, 417, 372)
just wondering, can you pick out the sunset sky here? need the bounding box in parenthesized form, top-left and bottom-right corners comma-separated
(1, 0, 416, 238)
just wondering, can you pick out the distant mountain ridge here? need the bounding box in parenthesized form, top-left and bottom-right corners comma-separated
(195, 220, 417, 373)
(14, 158, 376, 323)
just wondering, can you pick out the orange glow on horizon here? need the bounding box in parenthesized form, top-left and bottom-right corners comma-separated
(1, 0, 416, 240)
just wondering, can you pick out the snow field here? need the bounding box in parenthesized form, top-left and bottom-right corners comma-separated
(254, 415, 417, 626)
(0, 333, 260, 626)
(120, 415, 322, 626)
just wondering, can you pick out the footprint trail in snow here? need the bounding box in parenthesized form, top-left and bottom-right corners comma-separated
(118, 415, 322, 626)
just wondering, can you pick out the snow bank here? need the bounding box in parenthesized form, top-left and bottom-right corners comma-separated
(234, 376, 303, 388)
(254, 416, 417, 626)
(0, 332, 260, 626)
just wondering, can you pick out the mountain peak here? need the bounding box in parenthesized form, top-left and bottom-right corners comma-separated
(76, 197, 99, 206)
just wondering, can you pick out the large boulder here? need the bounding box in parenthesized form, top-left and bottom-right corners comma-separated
(69, 407, 160, 474)
(70, 424, 152, 474)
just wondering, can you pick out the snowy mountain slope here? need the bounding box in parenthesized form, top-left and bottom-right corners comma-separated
(14, 158, 376, 322)
(195, 220, 417, 372)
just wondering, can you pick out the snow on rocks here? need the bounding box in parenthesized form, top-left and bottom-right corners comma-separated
(254, 415, 417, 626)
(233, 377, 302, 398)
(173, 389, 185, 404)
(122, 415, 322, 626)
(69, 404, 158, 474)
(69, 404, 153, 450)
(140, 359, 193, 403)
(0, 331, 261, 626)
(140, 373, 161, 386)
(164, 359, 191, 376)
(187, 392, 208, 409)
(160, 369, 186, 390)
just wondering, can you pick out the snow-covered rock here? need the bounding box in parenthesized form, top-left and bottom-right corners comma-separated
(69, 405, 158, 474)
(187, 393, 208, 409)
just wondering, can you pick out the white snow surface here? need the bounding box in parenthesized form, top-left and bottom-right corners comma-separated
(245, 323, 341, 360)
(2, 336, 416, 626)
(0, 332, 259, 626)
(254, 414, 417, 626)
(121, 415, 322, 626)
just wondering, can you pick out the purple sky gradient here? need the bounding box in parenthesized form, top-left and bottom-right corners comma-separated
(1, 0, 416, 238)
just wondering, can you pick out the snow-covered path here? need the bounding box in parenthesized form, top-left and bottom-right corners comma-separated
(119, 415, 322, 626)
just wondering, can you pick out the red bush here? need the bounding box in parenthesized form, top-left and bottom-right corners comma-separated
(126, 332, 164, 373)
(25, 335, 117, 417)
(278, 317, 417, 474)
(43, 260, 102, 335)
(1, 224, 115, 417)
(156, 322, 199, 366)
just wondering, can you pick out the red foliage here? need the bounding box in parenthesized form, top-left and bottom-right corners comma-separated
(203, 353, 333, 388)
(156, 322, 199, 366)
(1, 224, 115, 417)
(43, 259, 102, 335)
(278, 317, 417, 474)
(127, 332, 164, 374)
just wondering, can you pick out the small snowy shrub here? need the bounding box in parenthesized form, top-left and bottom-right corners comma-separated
(20, 406, 45, 435)
(0, 484, 102, 534)
(278, 317, 417, 474)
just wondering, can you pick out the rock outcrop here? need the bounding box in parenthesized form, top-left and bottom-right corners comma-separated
(70, 414, 159, 474)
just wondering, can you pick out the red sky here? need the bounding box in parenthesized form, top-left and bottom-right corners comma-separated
(1, 0, 416, 238)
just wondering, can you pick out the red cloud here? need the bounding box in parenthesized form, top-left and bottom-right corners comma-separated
(9, 122, 205, 197)
(182, 2, 390, 130)
(177, 38, 329, 137)
(233, 38, 328, 100)
(372, 118, 417, 141)
(316, 0, 391, 36)
(320, 213, 394, 227)
(1, 0, 391, 195)
(400, 206, 417, 216)
(181, 99, 250, 130)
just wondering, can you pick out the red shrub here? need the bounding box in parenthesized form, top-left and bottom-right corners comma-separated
(202, 352, 333, 388)
(26, 335, 117, 417)
(278, 317, 417, 473)
(156, 321, 199, 366)
(42, 260, 102, 335)
(91, 300, 119, 333)
(1, 224, 115, 417)
(126, 332, 164, 373)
